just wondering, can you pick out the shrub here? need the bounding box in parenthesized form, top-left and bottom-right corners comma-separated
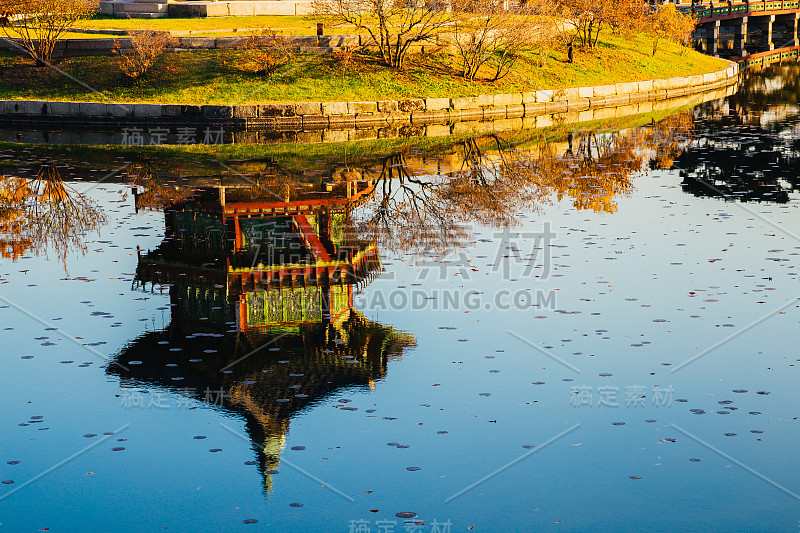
(113, 30, 177, 81)
(242, 29, 295, 77)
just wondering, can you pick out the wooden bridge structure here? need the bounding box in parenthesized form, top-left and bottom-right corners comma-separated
(674, 1, 800, 58)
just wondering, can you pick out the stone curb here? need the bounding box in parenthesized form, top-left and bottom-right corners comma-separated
(0, 62, 739, 130)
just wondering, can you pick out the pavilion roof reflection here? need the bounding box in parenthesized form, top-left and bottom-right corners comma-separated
(109, 182, 415, 494)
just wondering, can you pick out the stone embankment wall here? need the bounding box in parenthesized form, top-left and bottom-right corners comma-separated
(0, 63, 739, 131)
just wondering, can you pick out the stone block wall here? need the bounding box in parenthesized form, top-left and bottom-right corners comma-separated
(0, 63, 740, 138)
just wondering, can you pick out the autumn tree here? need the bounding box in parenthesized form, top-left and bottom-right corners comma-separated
(240, 29, 296, 77)
(649, 3, 696, 56)
(1, 0, 96, 65)
(558, 0, 648, 49)
(313, 0, 452, 69)
(450, 0, 560, 80)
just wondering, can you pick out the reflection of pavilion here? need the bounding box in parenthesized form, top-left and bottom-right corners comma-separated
(109, 184, 414, 494)
(134, 181, 382, 331)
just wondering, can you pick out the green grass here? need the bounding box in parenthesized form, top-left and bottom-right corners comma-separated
(0, 31, 729, 104)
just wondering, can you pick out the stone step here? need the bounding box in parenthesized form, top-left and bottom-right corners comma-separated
(123, 12, 168, 17)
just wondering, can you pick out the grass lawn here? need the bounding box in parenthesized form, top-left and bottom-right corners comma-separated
(0, 31, 729, 104)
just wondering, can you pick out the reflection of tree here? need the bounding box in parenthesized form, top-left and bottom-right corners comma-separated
(124, 162, 192, 212)
(351, 154, 473, 253)
(351, 125, 687, 253)
(529, 132, 640, 214)
(0, 163, 105, 266)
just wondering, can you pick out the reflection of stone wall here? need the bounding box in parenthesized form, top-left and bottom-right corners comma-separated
(0, 63, 739, 131)
(0, 83, 739, 146)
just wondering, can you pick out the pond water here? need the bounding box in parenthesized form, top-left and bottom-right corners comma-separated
(0, 64, 798, 532)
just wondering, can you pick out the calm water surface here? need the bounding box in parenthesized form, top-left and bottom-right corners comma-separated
(0, 65, 799, 532)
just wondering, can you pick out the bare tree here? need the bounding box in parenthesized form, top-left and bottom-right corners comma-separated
(314, 0, 453, 69)
(450, 0, 539, 81)
(1, 0, 96, 65)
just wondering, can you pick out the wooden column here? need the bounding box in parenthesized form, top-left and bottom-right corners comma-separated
(735, 16, 748, 55)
